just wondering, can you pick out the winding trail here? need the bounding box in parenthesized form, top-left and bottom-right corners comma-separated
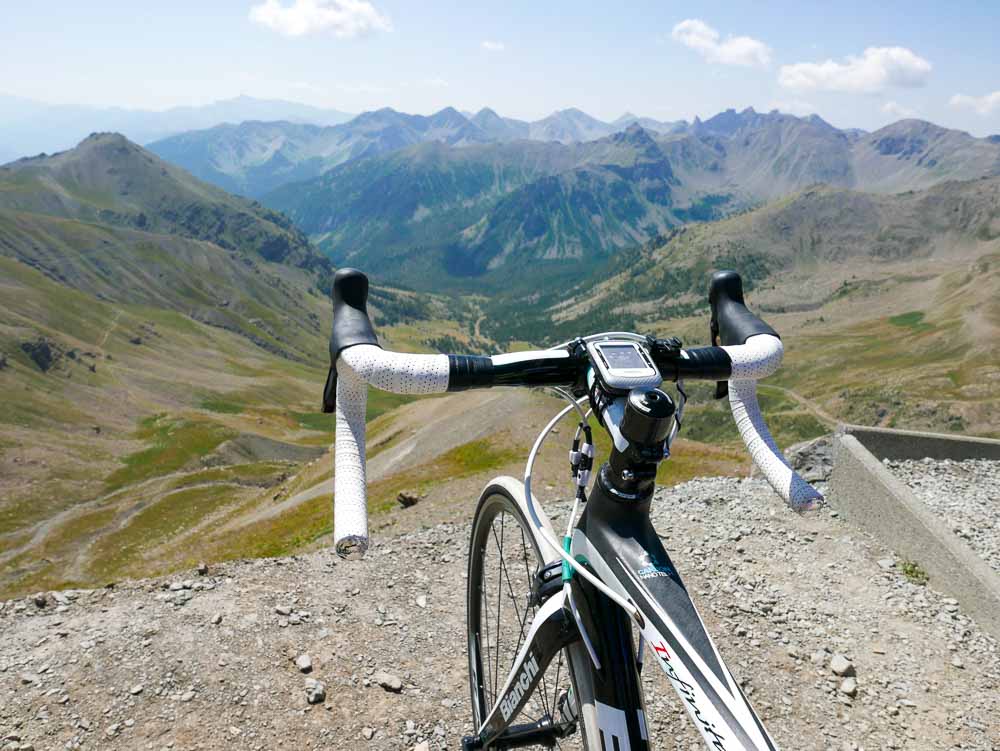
(758, 383, 838, 427)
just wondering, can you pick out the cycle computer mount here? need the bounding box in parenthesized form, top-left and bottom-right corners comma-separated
(586, 339, 661, 395)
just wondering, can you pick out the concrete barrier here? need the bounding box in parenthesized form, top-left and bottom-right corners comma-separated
(830, 425, 1000, 641)
(841, 424, 1000, 462)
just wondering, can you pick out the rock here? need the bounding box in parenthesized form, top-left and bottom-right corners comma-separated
(130, 684, 143, 695)
(305, 679, 326, 705)
(362, 727, 376, 740)
(830, 654, 855, 677)
(415, 595, 427, 609)
(32, 593, 47, 608)
(20, 673, 39, 685)
(839, 677, 858, 697)
(413, 742, 430, 751)
(787, 435, 834, 482)
(375, 671, 403, 693)
(877, 558, 896, 570)
(397, 491, 422, 508)
(295, 654, 313, 673)
(19, 338, 61, 372)
(275, 605, 292, 616)
(180, 690, 196, 702)
(211, 613, 223, 625)
(951, 656, 965, 669)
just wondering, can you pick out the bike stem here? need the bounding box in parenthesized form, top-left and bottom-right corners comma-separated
(600, 387, 676, 500)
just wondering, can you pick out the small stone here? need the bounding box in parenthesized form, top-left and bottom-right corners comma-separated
(397, 491, 421, 508)
(210, 613, 223, 625)
(412, 742, 430, 751)
(829, 654, 855, 677)
(362, 727, 375, 740)
(275, 605, 292, 616)
(375, 671, 403, 693)
(951, 656, 964, 669)
(295, 654, 313, 673)
(839, 677, 858, 697)
(305, 680, 327, 705)
(415, 595, 427, 609)
(877, 558, 896, 570)
(32, 593, 47, 608)
(130, 684, 144, 695)
(180, 691, 196, 702)
(20, 673, 39, 685)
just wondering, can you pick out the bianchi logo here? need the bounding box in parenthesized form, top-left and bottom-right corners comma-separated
(499, 653, 540, 721)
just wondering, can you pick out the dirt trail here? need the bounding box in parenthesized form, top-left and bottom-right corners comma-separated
(99, 309, 123, 348)
(759, 383, 839, 426)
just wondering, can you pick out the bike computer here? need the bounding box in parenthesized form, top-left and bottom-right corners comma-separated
(586, 339, 661, 394)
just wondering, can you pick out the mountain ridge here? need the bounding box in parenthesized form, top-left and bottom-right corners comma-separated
(0, 94, 355, 161)
(261, 113, 1000, 286)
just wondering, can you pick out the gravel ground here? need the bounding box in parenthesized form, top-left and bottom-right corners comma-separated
(1, 476, 998, 750)
(886, 458, 1000, 574)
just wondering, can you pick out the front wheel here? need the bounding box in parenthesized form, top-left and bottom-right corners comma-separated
(466, 480, 588, 750)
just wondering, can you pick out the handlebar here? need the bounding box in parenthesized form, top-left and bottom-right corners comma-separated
(324, 268, 822, 558)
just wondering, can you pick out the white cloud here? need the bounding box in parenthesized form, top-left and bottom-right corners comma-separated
(768, 99, 816, 116)
(778, 47, 931, 93)
(671, 19, 772, 68)
(881, 100, 917, 119)
(949, 91, 1000, 116)
(249, 0, 391, 38)
(419, 77, 449, 88)
(481, 40, 505, 52)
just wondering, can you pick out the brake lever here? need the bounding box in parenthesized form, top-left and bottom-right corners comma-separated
(709, 319, 729, 399)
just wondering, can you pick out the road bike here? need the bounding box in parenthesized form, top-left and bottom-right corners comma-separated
(322, 268, 821, 750)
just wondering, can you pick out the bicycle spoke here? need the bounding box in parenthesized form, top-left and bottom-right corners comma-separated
(493, 516, 504, 700)
(480, 552, 493, 712)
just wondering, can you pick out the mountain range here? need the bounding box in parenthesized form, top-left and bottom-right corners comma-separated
(146, 106, 686, 198)
(258, 110, 1000, 287)
(0, 94, 355, 160)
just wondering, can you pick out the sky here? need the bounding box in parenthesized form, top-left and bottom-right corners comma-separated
(2, 0, 999, 135)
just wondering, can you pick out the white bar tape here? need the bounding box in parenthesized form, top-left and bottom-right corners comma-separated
(728, 378, 823, 510)
(334, 359, 369, 558)
(722, 333, 784, 380)
(333, 345, 450, 558)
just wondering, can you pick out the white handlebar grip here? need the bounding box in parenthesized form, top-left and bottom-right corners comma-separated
(334, 357, 370, 559)
(728, 378, 822, 510)
(332, 345, 450, 559)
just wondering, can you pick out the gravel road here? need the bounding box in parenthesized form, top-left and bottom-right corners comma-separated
(1, 476, 998, 750)
(886, 458, 1000, 574)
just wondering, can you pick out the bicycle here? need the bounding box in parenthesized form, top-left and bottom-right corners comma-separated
(322, 268, 822, 750)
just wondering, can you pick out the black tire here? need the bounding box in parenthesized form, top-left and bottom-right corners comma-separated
(467, 483, 587, 749)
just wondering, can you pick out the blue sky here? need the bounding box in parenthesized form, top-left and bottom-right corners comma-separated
(2, 0, 999, 134)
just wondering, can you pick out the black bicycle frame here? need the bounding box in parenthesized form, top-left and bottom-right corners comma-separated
(471, 462, 779, 751)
